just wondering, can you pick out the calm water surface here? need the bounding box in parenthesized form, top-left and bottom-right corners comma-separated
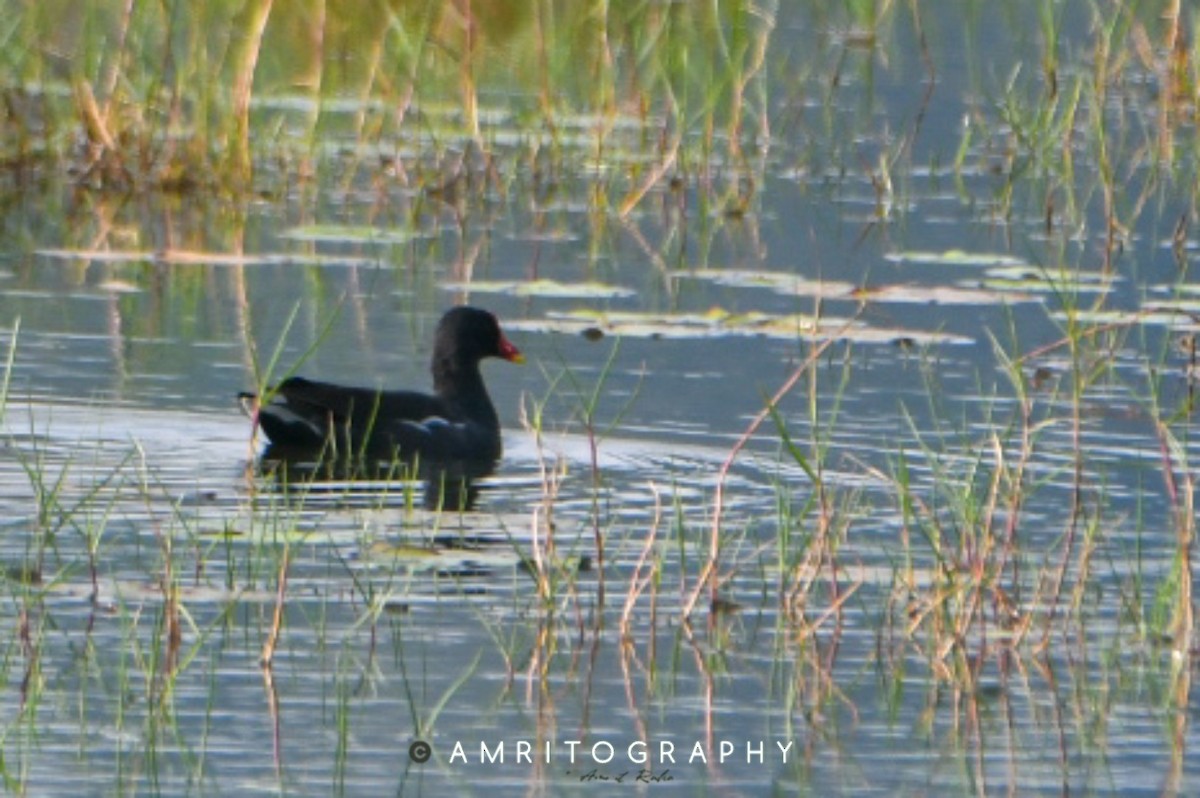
(1, 2, 1198, 795)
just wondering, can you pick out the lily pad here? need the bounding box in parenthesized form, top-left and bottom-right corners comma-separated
(36, 248, 381, 269)
(849, 283, 1037, 305)
(885, 249, 1028, 267)
(279, 225, 420, 244)
(505, 230, 583, 243)
(48, 579, 277, 605)
(96, 279, 143, 294)
(1141, 300, 1200, 316)
(678, 269, 1032, 306)
(506, 308, 973, 345)
(675, 269, 855, 297)
(38, 248, 271, 266)
(364, 539, 522, 574)
(1153, 283, 1200, 296)
(440, 279, 636, 299)
(367, 540, 443, 559)
(979, 266, 1119, 294)
(1050, 308, 1200, 329)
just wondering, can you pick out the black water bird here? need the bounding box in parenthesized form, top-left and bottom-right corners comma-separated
(239, 306, 524, 499)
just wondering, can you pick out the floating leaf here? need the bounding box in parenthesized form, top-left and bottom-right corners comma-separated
(885, 249, 1028, 267)
(1050, 308, 1200, 329)
(279, 225, 419, 244)
(518, 554, 592, 577)
(441, 279, 636, 299)
(364, 539, 522, 574)
(1141, 300, 1200, 317)
(49, 580, 276, 604)
(505, 230, 582, 243)
(849, 283, 1037, 305)
(506, 309, 742, 339)
(505, 308, 973, 345)
(980, 266, 1119, 294)
(1154, 283, 1200, 296)
(36, 248, 380, 268)
(367, 541, 443, 559)
(675, 269, 855, 297)
(198, 523, 246, 538)
(679, 269, 1032, 305)
(96, 279, 142, 294)
(38, 248, 270, 265)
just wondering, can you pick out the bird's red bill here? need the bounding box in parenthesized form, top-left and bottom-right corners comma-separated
(498, 334, 525, 364)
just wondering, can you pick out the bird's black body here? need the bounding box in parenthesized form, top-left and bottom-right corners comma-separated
(240, 306, 523, 505)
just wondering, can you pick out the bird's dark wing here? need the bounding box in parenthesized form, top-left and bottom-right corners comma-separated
(255, 397, 328, 449)
(249, 378, 486, 461)
(381, 416, 499, 464)
(272, 377, 444, 430)
(276, 377, 430, 417)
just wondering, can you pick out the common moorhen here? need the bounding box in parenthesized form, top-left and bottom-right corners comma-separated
(240, 306, 524, 469)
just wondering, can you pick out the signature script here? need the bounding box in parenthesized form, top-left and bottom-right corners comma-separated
(574, 768, 674, 784)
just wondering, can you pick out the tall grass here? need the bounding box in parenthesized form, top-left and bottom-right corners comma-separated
(2, 1, 1200, 793)
(0, 1, 783, 213)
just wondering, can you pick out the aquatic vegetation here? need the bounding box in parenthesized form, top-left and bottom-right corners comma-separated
(1, 0, 1199, 795)
(507, 307, 975, 345)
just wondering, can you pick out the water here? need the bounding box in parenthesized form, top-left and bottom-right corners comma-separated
(2, 2, 1199, 795)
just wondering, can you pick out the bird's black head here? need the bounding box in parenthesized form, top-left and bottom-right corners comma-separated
(434, 306, 524, 367)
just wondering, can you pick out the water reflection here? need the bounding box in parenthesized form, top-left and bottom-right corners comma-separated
(254, 440, 493, 511)
(4, 0, 1200, 793)
(240, 306, 525, 511)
